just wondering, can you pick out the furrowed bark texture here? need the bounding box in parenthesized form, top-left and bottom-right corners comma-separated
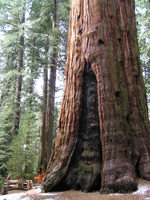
(42, 0, 150, 193)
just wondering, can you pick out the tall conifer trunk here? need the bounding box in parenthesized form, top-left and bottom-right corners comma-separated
(45, 0, 58, 167)
(13, 2, 25, 136)
(39, 41, 48, 172)
(25, 38, 36, 176)
(42, 0, 150, 193)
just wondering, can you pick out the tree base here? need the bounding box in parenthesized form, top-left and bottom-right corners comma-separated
(100, 176, 137, 194)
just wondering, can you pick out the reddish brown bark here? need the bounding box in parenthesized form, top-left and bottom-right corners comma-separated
(42, 0, 150, 193)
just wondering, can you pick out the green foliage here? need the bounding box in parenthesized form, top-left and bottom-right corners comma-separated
(0, 175, 4, 189)
(0, 0, 42, 178)
(57, 0, 70, 76)
(0, 0, 25, 177)
(0, 0, 68, 179)
(7, 109, 40, 179)
(0, 96, 15, 176)
(7, 132, 25, 178)
(21, 110, 40, 179)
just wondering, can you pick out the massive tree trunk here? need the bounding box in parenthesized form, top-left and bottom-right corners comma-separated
(45, 0, 58, 167)
(42, 0, 150, 193)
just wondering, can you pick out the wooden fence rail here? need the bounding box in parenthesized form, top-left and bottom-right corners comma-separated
(3, 179, 33, 194)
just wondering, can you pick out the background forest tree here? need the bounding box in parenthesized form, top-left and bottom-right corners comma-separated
(0, 0, 69, 179)
(0, 0, 149, 181)
(136, 0, 150, 115)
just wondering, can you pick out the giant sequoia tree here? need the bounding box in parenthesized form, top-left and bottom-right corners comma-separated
(42, 0, 150, 193)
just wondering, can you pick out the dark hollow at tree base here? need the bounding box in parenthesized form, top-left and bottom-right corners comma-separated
(54, 63, 102, 192)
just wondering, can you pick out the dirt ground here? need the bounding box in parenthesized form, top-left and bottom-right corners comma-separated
(0, 179, 150, 200)
(34, 190, 150, 200)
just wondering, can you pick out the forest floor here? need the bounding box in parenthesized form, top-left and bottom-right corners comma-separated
(0, 179, 150, 200)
